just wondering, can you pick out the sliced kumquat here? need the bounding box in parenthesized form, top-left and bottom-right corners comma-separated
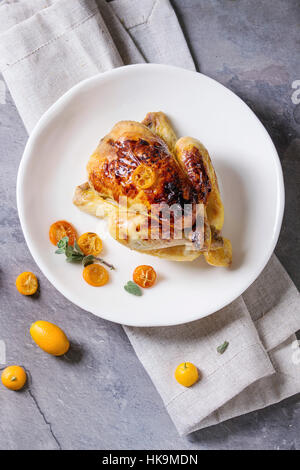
(16, 272, 38, 296)
(77, 232, 103, 256)
(132, 165, 155, 189)
(204, 238, 232, 267)
(83, 264, 109, 287)
(49, 220, 77, 246)
(133, 265, 156, 288)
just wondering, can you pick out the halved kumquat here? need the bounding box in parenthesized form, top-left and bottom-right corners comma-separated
(49, 220, 77, 246)
(16, 272, 38, 296)
(204, 238, 232, 267)
(83, 263, 109, 287)
(133, 265, 156, 288)
(77, 232, 103, 256)
(132, 165, 156, 190)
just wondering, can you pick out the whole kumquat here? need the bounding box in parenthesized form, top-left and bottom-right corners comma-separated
(16, 272, 38, 296)
(133, 265, 156, 288)
(175, 362, 199, 387)
(30, 320, 70, 356)
(1, 366, 27, 391)
(49, 220, 77, 246)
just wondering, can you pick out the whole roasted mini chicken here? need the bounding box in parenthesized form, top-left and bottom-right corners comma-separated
(73, 112, 232, 265)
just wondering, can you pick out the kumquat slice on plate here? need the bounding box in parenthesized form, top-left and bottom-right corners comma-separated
(77, 232, 103, 256)
(83, 263, 109, 287)
(133, 265, 157, 288)
(49, 220, 77, 246)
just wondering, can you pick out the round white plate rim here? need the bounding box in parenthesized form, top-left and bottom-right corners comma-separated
(17, 63, 285, 327)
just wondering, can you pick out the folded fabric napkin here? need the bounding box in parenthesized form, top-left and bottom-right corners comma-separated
(1, 0, 299, 435)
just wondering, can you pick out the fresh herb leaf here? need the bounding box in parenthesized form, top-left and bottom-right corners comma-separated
(65, 245, 74, 258)
(57, 236, 69, 249)
(124, 281, 142, 296)
(82, 255, 95, 267)
(68, 252, 83, 260)
(217, 341, 229, 355)
(54, 236, 115, 270)
(74, 240, 84, 255)
(66, 256, 82, 263)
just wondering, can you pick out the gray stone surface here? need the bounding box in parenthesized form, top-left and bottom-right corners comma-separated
(0, 0, 299, 450)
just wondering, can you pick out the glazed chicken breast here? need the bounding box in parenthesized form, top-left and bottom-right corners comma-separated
(73, 112, 232, 265)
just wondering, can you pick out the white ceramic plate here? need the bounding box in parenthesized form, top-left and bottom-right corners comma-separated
(17, 64, 284, 327)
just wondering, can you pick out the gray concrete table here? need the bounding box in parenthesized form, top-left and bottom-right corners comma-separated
(0, 0, 299, 450)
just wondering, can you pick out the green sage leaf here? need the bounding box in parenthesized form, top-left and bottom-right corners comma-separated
(217, 341, 229, 355)
(66, 256, 83, 263)
(124, 281, 142, 297)
(65, 245, 75, 257)
(82, 255, 95, 267)
(75, 240, 84, 255)
(57, 236, 69, 249)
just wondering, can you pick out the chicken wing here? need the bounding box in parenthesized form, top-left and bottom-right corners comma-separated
(142, 111, 178, 152)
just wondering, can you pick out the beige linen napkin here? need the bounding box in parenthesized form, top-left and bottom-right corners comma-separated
(0, 0, 299, 436)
